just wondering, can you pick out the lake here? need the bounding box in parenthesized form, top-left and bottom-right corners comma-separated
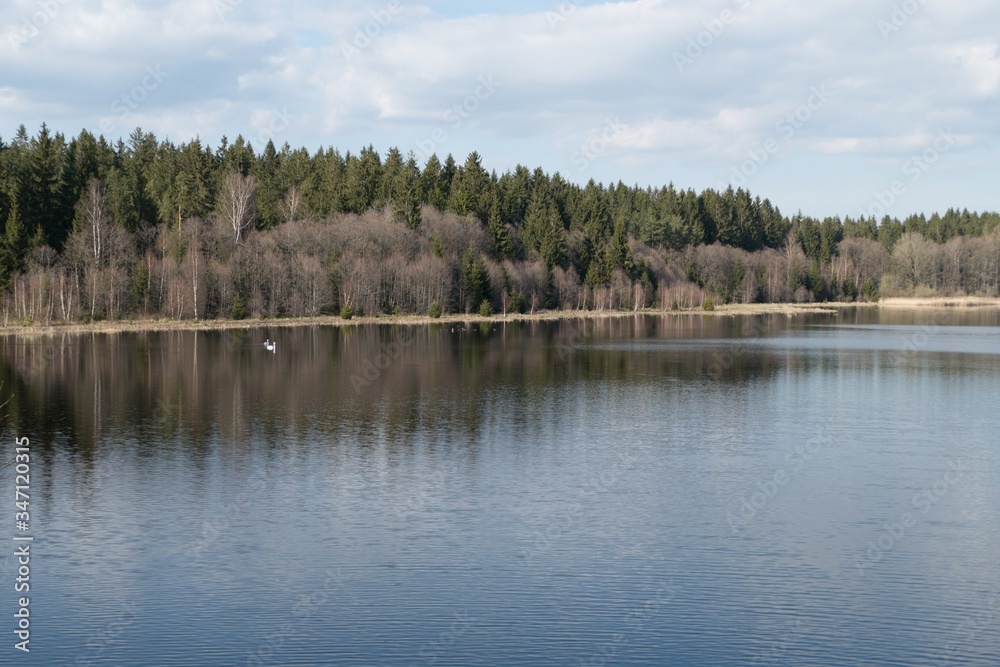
(2, 307, 999, 666)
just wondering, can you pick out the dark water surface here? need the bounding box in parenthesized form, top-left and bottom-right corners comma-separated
(2, 307, 999, 665)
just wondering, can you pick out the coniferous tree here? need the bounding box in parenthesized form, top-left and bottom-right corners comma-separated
(448, 152, 489, 221)
(487, 190, 511, 260)
(221, 134, 256, 176)
(603, 219, 635, 278)
(106, 166, 141, 232)
(173, 138, 215, 224)
(578, 181, 612, 244)
(500, 165, 532, 226)
(1, 191, 27, 289)
(438, 155, 457, 208)
(522, 186, 549, 254)
(539, 205, 567, 270)
(255, 139, 282, 229)
(398, 154, 423, 230)
(460, 246, 490, 312)
(378, 146, 406, 211)
(126, 128, 159, 227)
(26, 123, 72, 249)
(420, 154, 444, 209)
(305, 147, 346, 216)
(344, 145, 381, 214)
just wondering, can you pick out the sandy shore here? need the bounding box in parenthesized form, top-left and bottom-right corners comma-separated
(0, 302, 865, 338)
(878, 296, 1000, 308)
(18, 295, 997, 338)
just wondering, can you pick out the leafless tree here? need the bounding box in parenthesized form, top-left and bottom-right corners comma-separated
(551, 265, 582, 310)
(280, 185, 305, 224)
(219, 172, 259, 247)
(757, 248, 787, 302)
(102, 224, 137, 318)
(79, 178, 108, 262)
(964, 232, 1000, 296)
(889, 232, 939, 293)
(939, 236, 967, 296)
(610, 269, 632, 310)
(838, 237, 887, 297)
(693, 243, 735, 296)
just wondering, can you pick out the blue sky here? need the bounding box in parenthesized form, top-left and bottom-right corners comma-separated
(2, 0, 998, 219)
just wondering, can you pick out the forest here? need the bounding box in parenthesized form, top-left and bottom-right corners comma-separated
(1, 123, 999, 324)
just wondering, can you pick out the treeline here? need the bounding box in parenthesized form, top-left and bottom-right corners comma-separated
(1, 124, 999, 324)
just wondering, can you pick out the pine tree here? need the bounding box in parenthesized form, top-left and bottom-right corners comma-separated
(460, 247, 490, 312)
(106, 166, 140, 232)
(174, 138, 216, 223)
(500, 165, 532, 225)
(305, 147, 346, 216)
(522, 187, 549, 252)
(125, 128, 159, 227)
(26, 123, 72, 249)
(345, 145, 382, 214)
(448, 152, 489, 221)
(1, 192, 28, 289)
(578, 180, 611, 243)
(255, 139, 282, 229)
(603, 220, 634, 278)
(222, 134, 256, 176)
(487, 190, 510, 259)
(421, 154, 444, 209)
(378, 146, 406, 210)
(380, 150, 421, 228)
(438, 155, 456, 208)
(540, 205, 566, 269)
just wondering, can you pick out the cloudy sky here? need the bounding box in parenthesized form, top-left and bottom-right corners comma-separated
(3, 0, 998, 219)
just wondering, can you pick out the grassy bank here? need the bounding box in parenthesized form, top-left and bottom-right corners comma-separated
(878, 297, 1000, 308)
(0, 302, 873, 338)
(22, 295, 999, 339)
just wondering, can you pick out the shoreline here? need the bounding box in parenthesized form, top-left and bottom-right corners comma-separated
(877, 296, 1000, 308)
(1, 296, 995, 338)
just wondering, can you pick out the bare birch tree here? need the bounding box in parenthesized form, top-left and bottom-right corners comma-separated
(280, 185, 304, 224)
(80, 178, 108, 262)
(219, 172, 258, 247)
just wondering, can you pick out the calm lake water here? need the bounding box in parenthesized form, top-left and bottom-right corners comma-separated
(2, 307, 999, 666)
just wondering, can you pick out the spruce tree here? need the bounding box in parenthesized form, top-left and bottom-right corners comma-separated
(1, 193, 28, 290)
(460, 247, 490, 312)
(487, 190, 510, 259)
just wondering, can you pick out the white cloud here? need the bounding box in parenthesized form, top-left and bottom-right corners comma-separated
(947, 42, 1000, 97)
(813, 129, 970, 157)
(1, 0, 999, 216)
(0, 87, 20, 111)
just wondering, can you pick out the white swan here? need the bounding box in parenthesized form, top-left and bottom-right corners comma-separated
(265, 340, 275, 352)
